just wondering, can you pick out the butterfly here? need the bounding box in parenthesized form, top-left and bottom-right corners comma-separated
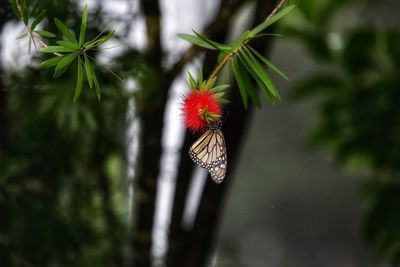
(189, 120, 227, 184)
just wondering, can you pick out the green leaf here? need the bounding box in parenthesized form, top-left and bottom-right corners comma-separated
(29, 0, 39, 18)
(253, 33, 283, 39)
(249, 5, 296, 38)
(207, 76, 217, 88)
(198, 68, 203, 83)
(93, 29, 115, 46)
(236, 31, 251, 46)
(84, 54, 94, 88)
(54, 52, 78, 78)
(211, 84, 230, 93)
(246, 46, 289, 80)
(79, 4, 88, 45)
(188, 72, 197, 89)
(30, 9, 46, 31)
(40, 56, 63, 68)
(35, 30, 56, 38)
(92, 69, 101, 101)
(16, 32, 28, 40)
(218, 98, 230, 104)
(84, 29, 115, 49)
(177, 33, 217, 50)
(28, 36, 32, 53)
(192, 30, 232, 51)
(245, 80, 261, 108)
(214, 92, 226, 99)
(238, 49, 280, 104)
(231, 59, 248, 109)
(82, 23, 112, 47)
(22, 2, 30, 25)
(56, 40, 79, 50)
(241, 48, 279, 99)
(54, 18, 78, 44)
(73, 57, 84, 102)
(217, 52, 227, 63)
(39, 45, 76, 53)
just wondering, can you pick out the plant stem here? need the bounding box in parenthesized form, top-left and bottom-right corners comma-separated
(16, 0, 62, 57)
(266, 0, 286, 20)
(206, 52, 233, 86)
(15, 0, 24, 20)
(31, 31, 63, 57)
(205, 0, 286, 85)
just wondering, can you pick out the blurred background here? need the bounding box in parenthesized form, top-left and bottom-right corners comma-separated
(1, 0, 400, 267)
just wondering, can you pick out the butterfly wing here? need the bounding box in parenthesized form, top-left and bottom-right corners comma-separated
(189, 128, 227, 184)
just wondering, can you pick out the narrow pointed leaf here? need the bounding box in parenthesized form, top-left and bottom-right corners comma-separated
(39, 45, 75, 53)
(214, 92, 226, 99)
(240, 55, 275, 103)
(79, 4, 88, 45)
(247, 46, 289, 80)
(29, 0, 39, 18)
(56, 40, 79, 50)
(30, 9, 46, 31)
(192, 30, 232, 52)
(73, 57, 84, 102)
(92, 69, 101, 101)
(82, 23, 112, 47)
(211, 84, 230, 93)
(231, 59, 248, 109)
(198, 68, 203, 83)
(28, 37, 32, 53)
(238, 49, 280, 104)
(241, 48, 280, 100)
(54, 18, 78, 44)
(253, 33, 283, 39)
(207, 76, 217, 88)
(84, 54, 94, 88)
(54, 52, 77, 78)
(35, 30, 56, 38)
(16, 32, 28, 40)
(218, 98, 230, 104)
(40, 56, 63, 68)
(177, 33, 217, 50)
(188, 72, 197, 89)
(249, 5, 295, 38)
(84, 29, 115, 49)
(22, 3, 29, 25)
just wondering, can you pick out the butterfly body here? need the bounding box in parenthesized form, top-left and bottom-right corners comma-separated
(189, 121, 227, 184)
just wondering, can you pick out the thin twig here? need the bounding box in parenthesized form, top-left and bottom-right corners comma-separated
(266, 0, 287, 20)
(16, 0, 63, 57)
(166, 0, 247, 80)
(205, 0, 287, 85)
(31, 31, 63, 57)
(15, 0, 24, 20)
(206, 53, 233, 86)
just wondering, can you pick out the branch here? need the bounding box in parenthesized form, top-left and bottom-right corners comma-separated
(267, 0, 286, 20)
(15, 0, 24, 20)
(31, 31, 63, 57)
(16, 0, 63, 57)
(206, 0, 287, 84)
(166, 0, 247, 79)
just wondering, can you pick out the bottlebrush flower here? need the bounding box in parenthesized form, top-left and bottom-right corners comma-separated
(182, 89, 222, 132)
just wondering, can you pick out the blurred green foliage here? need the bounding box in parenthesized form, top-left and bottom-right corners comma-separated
(0, 1, 138, 266)
(285, 0, 400, 264)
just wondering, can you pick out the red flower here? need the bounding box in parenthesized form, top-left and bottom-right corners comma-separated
(182, 89, 222, 132)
